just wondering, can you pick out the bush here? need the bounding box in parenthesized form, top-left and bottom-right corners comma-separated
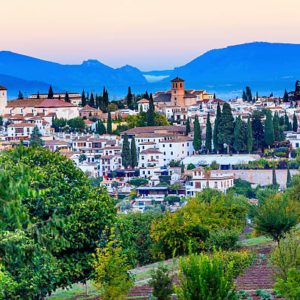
(174, 250, 238, 300)
(164, 196, 181, 203)
(149, 265, 173, 300)
(187, 163, 196, 170)
(129, 178, 148, 187)
(206, 228, 240, 250)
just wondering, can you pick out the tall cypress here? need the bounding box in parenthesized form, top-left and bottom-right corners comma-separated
(264, 110, 275, 148)
(193, 115, 202, 152)
(89, 93, 95, 108)
(273, 112, 280, 141)
(213, 102, 221, 153)
(37, 91, 40, 99)
(48, 86, 54, 99)
(284, 112, 290, 130)
(242, 91, 247, 102)
(185, 117, 191, 136)
(283, 88, 289, 102)
(293, 112, 298, 132)
(246, 86, 252, 102)
(205, 113, 212, 153)
(233, 116, 243, 153)
(81, 90, 86, 107)
(130, 137, 137, 169)
(65, 92, 70, 103)
(247, 117, 253, 153)
(147, 96, 155, 126)
(18, 90, 23, 99)
(107, 112, 112, 134)
(218, 102, 234, 153)
(103, 87, 109, 112)
(126, 87, 133, 109)
(96, 120, 106, 135)
(252, 111, 264, 150)
(272, 163, 277, 186)
(121, 134, 131, 169)
(286, 166, 292, 188)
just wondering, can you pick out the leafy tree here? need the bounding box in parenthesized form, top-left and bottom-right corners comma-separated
(81, 90, 87, 107)
(130, 137, 137, 169)
(273, 112, 281, 141)
(247, 117, 253, 153)
(96, 119, 106, 135)
(48, 85, 54, 99)
(0, 146, 116, 297)
(293, 112, 298, 132)
(264, 110, 275, 147)
(252, 193, 299, 243)
(185, 117, 191, 136)
(252, 111, 264, 150)
(107, 103, 118, 112)
(213, 102, 222, 153)
(283, 88, 289, 102)
(64, 91, 70, 103)
(129, 178, 148, 187)
(147, 95, 155, 126)
(67, 117, 86, 132)
(52, 117, 67, 132)
(107, 112, 112, 134)
(18, 90, 23, 99)
(193, 116, 202, 152)
(205, 113, 212, 153)
(121, 134, 131, 169)
(218, 102, 234, 153)
(92, 228, 134, 300)
(79, 154, 87, 163)
(29, 126, 44, 147)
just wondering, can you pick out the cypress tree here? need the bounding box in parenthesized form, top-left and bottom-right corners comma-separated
(213, 102, 222, 153)
(48, 86, 54, 99)
(279, 115, 285, 126)
(144, 91, 150, 100)
(193, 116, 202, 152)
(121, 134, 131, 169)
(247, 117, 253, 153)
(293, 112, 298, 132)
(286, 166, 292, 188)
(272, 163, 277, 186)
(107, 112, 112, 134)
(242, 90, 247, 102)
(284, 112, 290, 130)
(246, 86, 252, 102)
(283, 88, 289, 102)
(252, 111, 264, 150)
(205, 113, 212, 153)
(18, 90, 23, 99)
(130, 137, 137, 169)
(103, 87, 109, 112)
(213, 93, 216, 100)
(37, 91, 40, 99)
(273, 112, 280, 141)
(89, 93, 95, 108)
(218, 102, 234, 153)
(29, 126, 44, 146)
(126, 87, 133, 109)
(65, 92, 70, 103)
(264, 110, 275, 148)
(185, 117, 191, 136)
(233, 116, 243, 153)
(96, 120, 106, 135)
(81, 90, 86, 107)
(147, 96, 155, 126)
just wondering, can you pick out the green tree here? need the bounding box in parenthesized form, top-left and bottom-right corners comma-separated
(89, 92, 95, 108)
(247, 117, 253, 153)
(130, 137, 137, 169)
(18, 90, 23, 99)
(246, 86, 252, 102)
(96, 119, 106, 135)
(242, 90, 247, 102)
(81, 90, 87, 107)
(67, 117, 86, 132)
(233, 116, 243, 153)
(48, 85, 54, 99)
(213, 102, 222, 153)
(147, 95, 155, 126)
(37, 90, 40, 99)
(273, 112, 281, 141)
(121, 134, 131, 169)
(102, 87, 109, 112)
(284, 112, 290, 131)
(252, 111, 264, 150)
(272, 163, 277, 186)
(205, 113, 212, 153)
(29, 126, 44, 146)
(218, 102, 234, 153)
(193, 115, 202, 152)
(185, 117, 191, 136)
(293, 112, 298, 132)
(107, 112, 112, 134)
(126, 86, 133, 109)
(264, 110, 275, 148)
(283, 88, 289, 102)
(287, 166, 292, 188)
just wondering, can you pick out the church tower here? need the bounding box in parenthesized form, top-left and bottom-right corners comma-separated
(171, 77, 185, 106)
(0, 85, 7, 116)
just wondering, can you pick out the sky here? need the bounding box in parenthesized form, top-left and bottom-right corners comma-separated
(1, 0, 300, 70)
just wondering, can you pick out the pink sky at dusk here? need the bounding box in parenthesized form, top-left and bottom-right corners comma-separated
(1, 0, 300, 70)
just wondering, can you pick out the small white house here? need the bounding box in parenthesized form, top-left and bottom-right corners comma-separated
(137, 99, 149, 112)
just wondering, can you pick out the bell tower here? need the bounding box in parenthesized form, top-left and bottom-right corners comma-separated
(0, 85, 7, 116)
(171, 77, 185, 106)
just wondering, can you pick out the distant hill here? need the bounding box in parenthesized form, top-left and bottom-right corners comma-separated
(164, 42, 300, 98)
(0, 43, 300, 99)
(0, 51, 147, 97)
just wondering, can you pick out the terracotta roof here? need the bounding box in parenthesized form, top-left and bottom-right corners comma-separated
(0, 85, 7, 90)
(122, 125, 186, 135)
(140, 148, 162, 154)
(171, 77, 184, 82)
(84, 120, 94, 124)
(35, 99, 75, 108)
(79, 104, 97, 112)
(6, 98, 44, 107)
(137, 99, 149, 104)
(8, 123, 35, 127)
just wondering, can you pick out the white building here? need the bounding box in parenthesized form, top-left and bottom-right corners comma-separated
(185, 167, 234, 196)
(139, 148, 164, 168)
(7, 123, 35, 139)
(0, 85, 7, 116)
(137, 99, 149, 112)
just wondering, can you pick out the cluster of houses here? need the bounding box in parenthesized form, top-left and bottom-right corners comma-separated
(1, 78, 300, 212)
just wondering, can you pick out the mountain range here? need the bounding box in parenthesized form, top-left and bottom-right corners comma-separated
(0, 42, 299, 99)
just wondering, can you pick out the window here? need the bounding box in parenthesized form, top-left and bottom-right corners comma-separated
(171, 151, 173, 155)
(214, 182, 217, 188)
(195, 182, 201, 189)
(169, 144, 172, 147)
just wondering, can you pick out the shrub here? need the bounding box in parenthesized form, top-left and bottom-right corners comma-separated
(174, 250, 237, 300)
(149, 265, 173, 300)
(206, 228, 240, 250)
(187, 163, 196, 170)
(164, 196, 181, 203)
(129, 178, 148, 187)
